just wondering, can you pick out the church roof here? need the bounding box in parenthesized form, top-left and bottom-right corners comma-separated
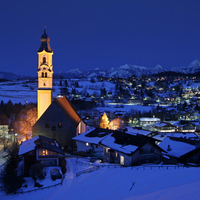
(38, 29, 53, 53)
(55, 96, 82, 127)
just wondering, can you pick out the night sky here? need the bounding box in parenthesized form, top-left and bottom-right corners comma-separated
(1, 0, 200, 76)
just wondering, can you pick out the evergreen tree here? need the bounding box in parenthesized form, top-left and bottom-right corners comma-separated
(64, 80, 68, 87)
(0, 144, 24, 194)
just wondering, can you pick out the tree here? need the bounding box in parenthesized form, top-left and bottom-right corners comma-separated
(100, 88, 107, 97)
(12, 106, 37, 136)
(75, 81, 79, 88)
(100, 113, 110, 129)
(109, 118, 123, 130)
(90, 78, 95, 83)
(64, 79, 68, 87)
(0, 144, 24, 194)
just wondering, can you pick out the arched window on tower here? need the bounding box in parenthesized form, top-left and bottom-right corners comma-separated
(45, 72, 47, 77)
(43, 57, 46, 63)
(42, 72, 44, 77)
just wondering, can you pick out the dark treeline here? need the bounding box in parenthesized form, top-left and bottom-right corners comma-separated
(0, 100, 36, 119)
(70, 98, 97, 110)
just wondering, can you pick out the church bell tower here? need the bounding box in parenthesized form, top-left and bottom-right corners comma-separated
(37, 29, 53, 119)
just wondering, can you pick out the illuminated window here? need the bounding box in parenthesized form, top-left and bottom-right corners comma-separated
(45, 123, 49, 128)
(116, 152, 118, 157)
(58, 123, 62, 127)
(86, 143, 89, 146)
(41, 149, 48, 156)
(106, 148, 110, 153)
(120, 156, 124, 165)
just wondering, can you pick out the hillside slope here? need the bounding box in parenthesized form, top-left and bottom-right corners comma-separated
(0, 158, 200, 200)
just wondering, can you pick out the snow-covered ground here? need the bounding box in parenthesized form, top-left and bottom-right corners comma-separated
(1, 157, 200, 200)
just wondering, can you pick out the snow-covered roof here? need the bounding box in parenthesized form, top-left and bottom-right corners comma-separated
(18, 136, 39, 155)
(125, 127, 151, 136)
(73, 128, 112, 145)
(152, 132, 198, 142)
(154, 122, 168, 127)
(159, 137, 196, 158)
(139, 117, 160, 122)
(101, 134, 138, 154)
(18, 135, 64, 156)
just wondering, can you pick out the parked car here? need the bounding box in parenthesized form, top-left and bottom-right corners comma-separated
(50, 168, 62, 181)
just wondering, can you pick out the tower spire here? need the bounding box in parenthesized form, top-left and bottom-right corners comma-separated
(37, 29, 54, 119)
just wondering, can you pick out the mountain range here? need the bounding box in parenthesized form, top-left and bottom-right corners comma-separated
(57, 59, 200, 78)
(1, 59, 200, 80)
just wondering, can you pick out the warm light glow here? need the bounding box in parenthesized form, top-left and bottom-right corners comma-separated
(109, 118, 122, 130)
(100, 113, 110, 129)
(100, 113, 122, 130)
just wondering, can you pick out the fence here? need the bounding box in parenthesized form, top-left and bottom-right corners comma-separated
(75, 158, 124, 177)
(76, 166, 100, 177)
(130, 165, 185, 170)
(76, 158, 123, 169)
(15, 177, 65, 194)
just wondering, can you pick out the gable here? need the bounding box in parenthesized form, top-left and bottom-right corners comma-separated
(19, 135, 64, 156)
(35, 96, 82, 128)
(55, 97, 82, 127)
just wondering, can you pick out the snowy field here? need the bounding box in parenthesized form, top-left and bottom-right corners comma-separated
(1, 158, 200, 200)
(0, 79, 155, 113)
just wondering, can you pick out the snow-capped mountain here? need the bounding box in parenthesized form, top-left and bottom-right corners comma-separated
(107, 64, 148, 78)
(171, 59, 200, 74)
(56, 68, 84, 78)
(3, 59, 200, 80)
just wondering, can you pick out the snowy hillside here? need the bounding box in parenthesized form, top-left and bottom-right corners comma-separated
(0, 158, 200, 200)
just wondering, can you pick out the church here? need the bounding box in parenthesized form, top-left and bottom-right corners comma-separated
(32, 29, 86, 151)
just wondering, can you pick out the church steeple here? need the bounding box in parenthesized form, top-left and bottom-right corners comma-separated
(38, 29, 53, 53)
(37, 29, 54, 119)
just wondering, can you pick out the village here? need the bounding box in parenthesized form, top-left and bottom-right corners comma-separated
(1, 30, 200, 197)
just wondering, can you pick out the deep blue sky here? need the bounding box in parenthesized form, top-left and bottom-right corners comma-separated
(1, 0, 200, 76)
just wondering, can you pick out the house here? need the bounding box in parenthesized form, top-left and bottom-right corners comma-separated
(125, 127, 152, 136)
(139, 117, 161, 127)
(149, 132, 198, 144)
(0, 114, 9, 136)
(32, 96, 86, 151)
(100, 131, 165, 166)
(159, 136, 200, 165)
(18, 135, 64, 176)
(0, 115, 9, 150)
(178, 121, 196, 132)
(153, 121, 177, 132)
(73, 128, 113, 157)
